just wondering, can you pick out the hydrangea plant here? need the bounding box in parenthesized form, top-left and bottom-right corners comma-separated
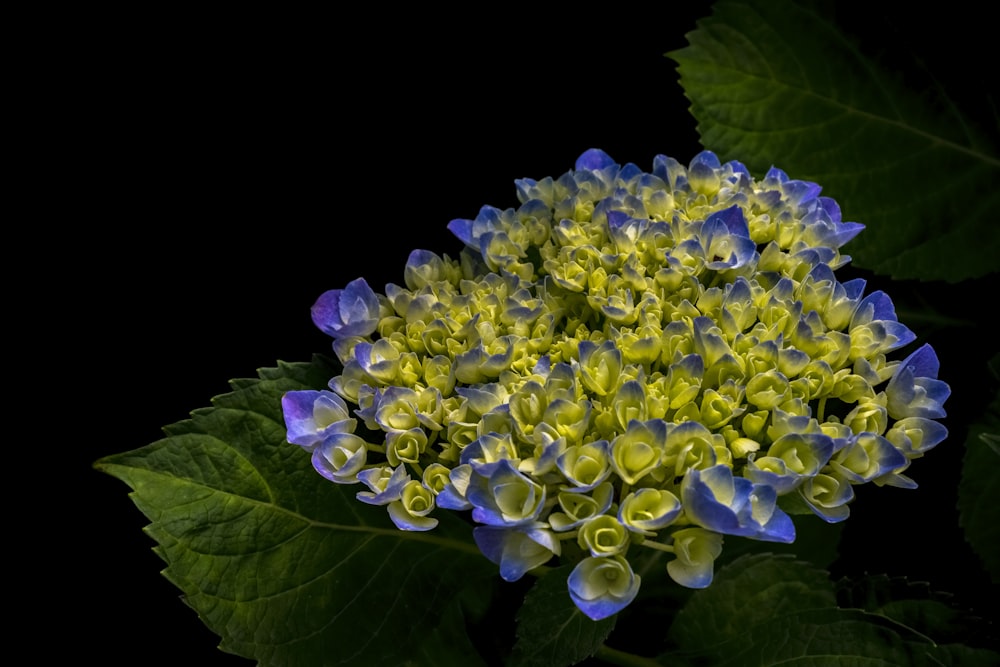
(281, 148, 950, 621)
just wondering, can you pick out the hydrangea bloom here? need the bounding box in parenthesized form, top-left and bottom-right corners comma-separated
(282, 148, 950, 620)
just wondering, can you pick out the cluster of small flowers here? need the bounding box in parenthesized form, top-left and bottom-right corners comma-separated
(281, 149, 950, 620)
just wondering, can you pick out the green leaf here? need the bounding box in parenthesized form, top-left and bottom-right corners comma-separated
(669, 0, 1000, 282)
(509, 565, 616, 667)
(668, 553, 837, 648)
(662, 554, 1000, 666)
(673, 607, 992, 666)
(95, 356, 495, 667)
(957, 387, 1000, 583)
(404, 597, 489, 667)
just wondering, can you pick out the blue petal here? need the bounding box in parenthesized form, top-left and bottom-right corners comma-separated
(447, 217, 474, 246)
(618, 162, 643, 182)
(899, 343, 941, 379)
(854, 291, 899, 325)
(819, 196, 842, 223)
(690, 150, 722, 171)
(682, 465, 795, 543)
(467, 459, 544, 527)
(355, 466, 410, 506)
(706, 204, 750, 238)
(667, 563, 714, 589)
(782, 179, 822, 206)
(886, 346, 951, 420)
(680, 466, 742, 533)
(753, 505, 796, 543)
(435, 486, 473, 510)
(311, 278, 379, 339)
(435, 464, 474, 510)
(281, 389, 354, 448)
(567, 556, 640, 620)
(826, 222, 865, 248)
(387, 502, 438, 531)
(652, 154, 688, 189)
(473, 526, 556, 581)
(724, 159, 751, 179)
(575, 148, 617, 171)
(765, 165, 789, 184)
(842, 278, 867, 301)
(311, 433, 366, 484)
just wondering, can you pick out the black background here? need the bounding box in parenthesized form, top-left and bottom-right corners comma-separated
(58, 3, 998, 664)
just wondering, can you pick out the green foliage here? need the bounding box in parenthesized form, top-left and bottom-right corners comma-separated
(668, 0, 1000, 282)
(510, 565, 617, 667)
(95, 357, 495, 667)
(403, 598, 489, 667)
(668, 553, 836, 648)
(96, 4, 999, 663)
(662, 554, 999, 666)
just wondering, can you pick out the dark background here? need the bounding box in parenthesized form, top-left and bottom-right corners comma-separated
(63, 4, 997, 664)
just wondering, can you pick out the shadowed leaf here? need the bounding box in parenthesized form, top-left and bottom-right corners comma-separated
(669, 0, 999, 281)
(510, 564, 617, 667)
(96, 356, 494, 666)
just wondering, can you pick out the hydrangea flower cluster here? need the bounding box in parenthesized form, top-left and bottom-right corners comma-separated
(281, 149, 950, 621)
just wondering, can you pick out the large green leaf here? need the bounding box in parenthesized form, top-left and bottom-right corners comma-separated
(669, 0, 1000, 282)
(95, 357, 495, 666)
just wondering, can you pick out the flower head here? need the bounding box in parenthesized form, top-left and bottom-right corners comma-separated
(283, 148, 950, 620)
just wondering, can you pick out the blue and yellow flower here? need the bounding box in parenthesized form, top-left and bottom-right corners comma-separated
(283, 148, 950, 620)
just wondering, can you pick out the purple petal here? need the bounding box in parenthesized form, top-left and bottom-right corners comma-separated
(311, 278, 379, 339)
